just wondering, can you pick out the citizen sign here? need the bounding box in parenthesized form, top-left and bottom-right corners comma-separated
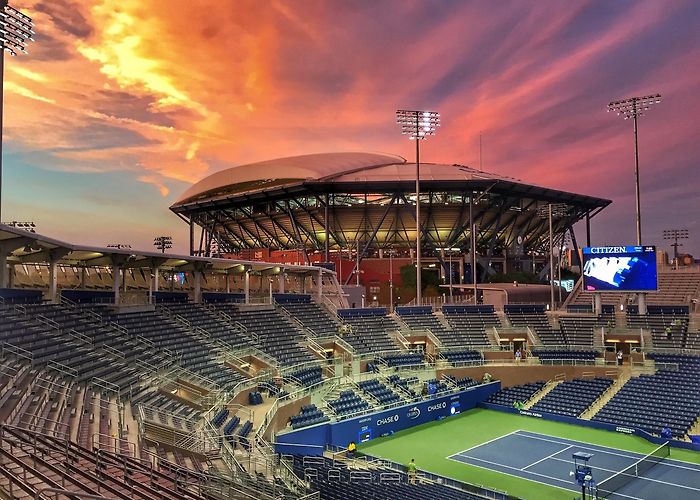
(589, 247, 627, 254)
(427, 402, 447, 412)
(376, 415, 399, 426)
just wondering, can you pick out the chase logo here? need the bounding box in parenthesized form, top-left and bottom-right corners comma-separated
(407, 407, 421, 419)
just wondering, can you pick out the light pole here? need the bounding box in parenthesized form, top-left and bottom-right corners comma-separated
(607, 94, 661, 245)
(0, 1, 34, 222)
(153, 236, 172, 253)
(663, 229, 688, 267)
(437, 247, 459, 303)
(396, 109, 440, 306)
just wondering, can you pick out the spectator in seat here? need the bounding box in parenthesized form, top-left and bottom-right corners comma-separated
(661, 427, 672, 440)
(617, 350, 623, 365)
(407, 458, 417, 484)
(347, 441, 356, 458)
(515, 349, 522, 363)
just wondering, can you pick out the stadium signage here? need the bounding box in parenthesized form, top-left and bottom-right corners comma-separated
(407, 407, 421, 420)
(615, 426, 635, 435)
(588, 246, 627, 254)
(519, 410, 543, 418)
(427, 402, 447, 412)
(376, 414, 399, 426)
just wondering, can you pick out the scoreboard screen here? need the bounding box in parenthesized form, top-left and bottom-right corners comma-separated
(582, 246, 657, 292)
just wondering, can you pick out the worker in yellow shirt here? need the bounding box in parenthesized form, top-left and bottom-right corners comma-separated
(347, 441, 356, 458)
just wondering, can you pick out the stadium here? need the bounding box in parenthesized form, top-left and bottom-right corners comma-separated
(1, 4, 700, 500)
(2, 146, 700, 499)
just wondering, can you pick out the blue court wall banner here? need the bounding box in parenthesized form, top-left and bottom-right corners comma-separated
(479, 402, 700, 452)
(274, 382, 500, 455)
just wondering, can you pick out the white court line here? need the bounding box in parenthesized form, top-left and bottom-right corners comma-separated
(446, 429, 520, 459)
(521, 445, 573, 471)
(515, 430, 700, 472)
(546, 455, 700, 493)
(447, 453, 643, 500)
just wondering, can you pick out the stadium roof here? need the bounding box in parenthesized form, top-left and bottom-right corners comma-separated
(172, 152, 607, 209)
(169, 152, 611, 258)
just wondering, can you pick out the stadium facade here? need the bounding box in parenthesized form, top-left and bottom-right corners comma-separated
(171, 152, 611, 284)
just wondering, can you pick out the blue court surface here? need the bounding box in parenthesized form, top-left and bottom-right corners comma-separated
(448, 430, 700, 499)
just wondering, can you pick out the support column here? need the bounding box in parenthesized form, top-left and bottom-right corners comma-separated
(153, 268, 159, 292)
(458, 257, 464, 285)
(193, 271, 202, 304)
(278, 272, 285, 293)
(122, 269, 127, 293)
(317, 270, 323, 300)
(226, 273, 231, 294)
(638, 293, 647, 315)
(80, 268, 86, 289)
(48, 260, 58, 304)
(594, 293, 602, 316)
(0, 249, 8, 289)
(113, 265, 121, 305)
(244, 271, 250, 304)
(7, 265, 14, 288)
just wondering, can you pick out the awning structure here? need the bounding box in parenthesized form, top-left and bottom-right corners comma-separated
(0, 224, 342, 305)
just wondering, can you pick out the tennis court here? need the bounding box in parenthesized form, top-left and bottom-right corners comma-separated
(448, 429, 700, 499)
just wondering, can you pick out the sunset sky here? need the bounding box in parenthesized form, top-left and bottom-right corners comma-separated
(3, 0, 699, 256)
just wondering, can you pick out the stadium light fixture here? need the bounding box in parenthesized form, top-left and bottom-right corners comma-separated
(607, 93, 661, 246)
(153, 235, 173, 253)
(107, 243, 132, 250)
(2, 220, 35, 232)
(396, 109, 440, 306)
(0, 1, 34, 222)
(662, 229, 688, 263)
(437, 247, 460, 302)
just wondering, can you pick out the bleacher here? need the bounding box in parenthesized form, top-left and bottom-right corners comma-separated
(441, 350, 483, 365)
(396, 306, 464, 347)
(157, 301, 249, 349)
(337, 308, 400, 354)
(386, 374, 419, 398)
(290, 404, 329, 429)
(504, 304, 565, 344)
(533, 349, 597, 364)
(380, 352, 423, 368)
(224, 304, 317, 366)
(327, 389, 371, 417)
(531, 378, 614, 417)
(627, 305, 689, 349)
(443, 374, 479, 389)
(286, 366, 323, 387)
(484, 381, 546, 407)
(442, 305, 498, 347)
(558, 315, 597, 346)
(276, 293, 341, 338)
(592, 357, 700, 437)
(358, 379, 403, 406)
(292, 455, 486, 500)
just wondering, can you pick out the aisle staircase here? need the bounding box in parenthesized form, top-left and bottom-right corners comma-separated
(580, 372, 631, 420)
(523, 380, 561, 409)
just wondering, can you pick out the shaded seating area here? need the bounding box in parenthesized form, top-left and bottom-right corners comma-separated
(337, 308, 400, 354)
(444, 374, 479, 389)
(484, 381, 545, 407)
(559, 316, 597, 346)
(505, 304, 565, 344)
(386, 374, 419, 398)
(442, 305, 498, 347)
(592, 364, 700, 438)
(531, 378, 614, 417)
(290, 404, 329, 429)
(157, 301, 249, 349)
(358, 379, 402, 406)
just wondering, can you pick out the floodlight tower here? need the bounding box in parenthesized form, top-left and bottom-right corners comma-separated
(0, 1, 34, 222)
(396, 109, 440, 305)
(607, 94, 661, 246)
(153, 236, 172, 253)
(663, 229, 688, 263)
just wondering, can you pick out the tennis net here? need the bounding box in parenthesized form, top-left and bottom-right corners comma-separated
(596, 442, 670, 498)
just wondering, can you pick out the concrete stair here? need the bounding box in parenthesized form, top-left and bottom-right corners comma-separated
(524, 381, 561, 409)
(579, 372, 631, 420)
